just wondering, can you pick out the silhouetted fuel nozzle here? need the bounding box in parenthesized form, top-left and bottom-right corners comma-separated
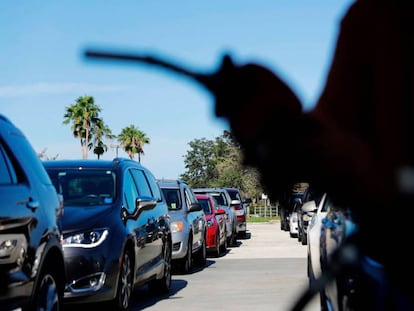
(84, 49, 237, 103)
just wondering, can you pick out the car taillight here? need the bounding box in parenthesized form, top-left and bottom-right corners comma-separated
(237, 215, 246, 223)
(233, 205, 243, 210)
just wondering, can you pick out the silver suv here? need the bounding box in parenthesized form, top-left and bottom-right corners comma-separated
(192, 187, 238, 246)
(158, 179, 207, 273)
(224, 187, 251, 237)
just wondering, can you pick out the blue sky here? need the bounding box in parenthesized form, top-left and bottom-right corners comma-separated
(1, 1, 353, 179)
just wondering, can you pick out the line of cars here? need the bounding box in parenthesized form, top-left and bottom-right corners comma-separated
(156, 183, 250, 264)
(284, 186, 387, 310)
(0, 114, 251, 311)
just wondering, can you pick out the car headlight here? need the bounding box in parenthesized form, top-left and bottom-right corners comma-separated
(207, 219, 214, 227)
(171, 221, 183, 233)
(0, 234, 27, 265)
(62, 228, 109, 248)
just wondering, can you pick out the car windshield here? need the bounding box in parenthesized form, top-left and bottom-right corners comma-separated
(46, 168, 116, 206)
(162, 188, 182, 210)
(227, 190, 239, 200)
(207, 192, 227, 206)
(197, 198, 212, 215)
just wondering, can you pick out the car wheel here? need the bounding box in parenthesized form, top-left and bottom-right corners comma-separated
(219, 230, 227, 253)
(112, 250, 133, 311)
(194, 235, 206, 267)
(149, 240, 172, 294)
(228, 230, 236, 247)
(239, 230, 246, 238)
(180, 237, 193, 274)
(301, 233, 307, 245)
(33, 267, 60, 311)
(212, 232, 221, 257)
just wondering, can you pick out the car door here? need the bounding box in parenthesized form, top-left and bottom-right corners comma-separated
(130, 168, 163, 269)
(0, 137, 58, 299)
(183, 186, 204, 251)
(122, 168, 152, 276)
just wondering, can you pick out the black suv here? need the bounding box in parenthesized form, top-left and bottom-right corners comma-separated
(0, 114, 66, 311)
(44, 158, 172, 310)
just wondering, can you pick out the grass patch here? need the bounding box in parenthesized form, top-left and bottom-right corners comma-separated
(247, 216, 279, 223)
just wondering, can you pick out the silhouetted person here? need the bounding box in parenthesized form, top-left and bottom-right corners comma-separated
(214, 0, 414, 309)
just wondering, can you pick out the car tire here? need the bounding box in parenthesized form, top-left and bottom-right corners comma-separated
(301, 233, 307, 245)
(239, 230, 246, 238)
(180, 237, 193, 274)
(219, 231, 227, 253)
(212, 232, 221, 257)
(149, 240, 172, 294)
(112, 250, 133, 311)
(194, 235, 206, 267)
(33, 265, 61, 311)
(228, 229, 236, 247)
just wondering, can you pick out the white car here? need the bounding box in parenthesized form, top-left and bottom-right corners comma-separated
(289, 201, 300, 238)
(306, 192, 329, 284)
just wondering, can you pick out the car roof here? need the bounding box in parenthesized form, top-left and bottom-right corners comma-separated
(195, 194, 211, 200)
(223, 187, 239, 191)
(193, 187, 227, 192)
(43, 158, 145, 170)
(157, 179, 187, 188)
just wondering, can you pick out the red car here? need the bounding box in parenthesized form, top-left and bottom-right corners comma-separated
(195, 194, 227, 257)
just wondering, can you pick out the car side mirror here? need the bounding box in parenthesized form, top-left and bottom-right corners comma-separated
(216, 208, 226, 215)
(189, 202, 203, 212)
(137, 196, 157, 210)
(230, 199, 241, 206)
(122, 196, 157, 222)
(302, 200, 317, 213)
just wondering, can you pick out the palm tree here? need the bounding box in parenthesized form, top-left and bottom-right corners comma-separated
(90, 119, 115, 159)
(117, 125, 150, 162)
(63, 96, 101, 159)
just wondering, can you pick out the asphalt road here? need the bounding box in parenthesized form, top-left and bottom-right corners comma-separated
(130, 221, 320, 311)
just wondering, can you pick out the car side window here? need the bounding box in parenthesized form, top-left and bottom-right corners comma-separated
(123, 170, 139, 212)
(321, 196, 332, 212)
(0, 142, 17, 184)
(163, 189, 181, 209)
(220, 192, 228, 206)
(130, 168, 152, 198)
(144, 170, 162, 202)
(183, 188, 194, 210)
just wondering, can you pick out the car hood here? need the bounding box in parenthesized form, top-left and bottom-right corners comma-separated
(167, 209, 185, 223)
(62, 204, 114, 231)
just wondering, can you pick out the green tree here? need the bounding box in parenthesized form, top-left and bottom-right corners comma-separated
(63, 95, 106, 159)
(90, 119, 115, 159)
(117, 125, 150, 162)
(181, 130, 263, 198)
(180, 138, 218, 187)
